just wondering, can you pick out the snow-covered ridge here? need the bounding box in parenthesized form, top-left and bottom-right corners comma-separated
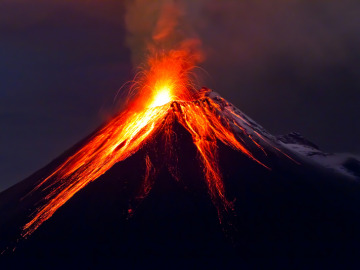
(206, 90, 360, 179)
(205, 90, 275, 140)
(278, 133, 360, 179)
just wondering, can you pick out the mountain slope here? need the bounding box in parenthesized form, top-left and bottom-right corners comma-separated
(1, 90, 360, 268)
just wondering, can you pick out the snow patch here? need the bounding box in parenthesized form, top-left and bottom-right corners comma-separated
(280, 142, 360, 179)
(206, 89, 360, 179)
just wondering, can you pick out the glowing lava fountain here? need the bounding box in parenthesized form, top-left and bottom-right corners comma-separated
(21, 49, 291, 239)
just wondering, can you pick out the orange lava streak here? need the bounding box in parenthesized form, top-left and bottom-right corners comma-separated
(172, 99, 270, 219)
(22, 96, 275, 238)
(22, 105, 170, 237)
(138, 155, 156, 200)
(22, 50, 287, 239)
(176, 101, 270, 169)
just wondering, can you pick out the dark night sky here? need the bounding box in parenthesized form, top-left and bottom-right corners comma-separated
(1, 0, 360, 191)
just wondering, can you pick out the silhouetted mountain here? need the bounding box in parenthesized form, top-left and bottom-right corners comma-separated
(1, 91, 360, 268)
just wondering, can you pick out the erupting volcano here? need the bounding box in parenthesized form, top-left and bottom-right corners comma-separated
(2, 45, 360, 266)
(20, 48, 293, 239)
(2, 5, 360, 266)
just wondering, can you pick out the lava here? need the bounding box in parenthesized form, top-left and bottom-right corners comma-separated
(21, 49, 288, 239)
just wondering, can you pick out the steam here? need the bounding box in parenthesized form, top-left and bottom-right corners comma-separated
(124, 0, 203, 66)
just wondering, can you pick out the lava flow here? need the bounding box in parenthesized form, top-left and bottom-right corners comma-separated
(22, 49, 280, 239)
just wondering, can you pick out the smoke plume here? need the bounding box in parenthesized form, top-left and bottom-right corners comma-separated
(124, 0, 203, 66)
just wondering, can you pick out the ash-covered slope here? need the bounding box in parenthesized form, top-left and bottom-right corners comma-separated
(208, 91, 360, 179)
(278, 132, 360, 178)
(1, 90, 360, 268)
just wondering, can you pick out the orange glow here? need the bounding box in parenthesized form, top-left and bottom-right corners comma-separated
(151, 86, 172, 107)
(23, 104, 170, 237)
(21, 49, 294, 239)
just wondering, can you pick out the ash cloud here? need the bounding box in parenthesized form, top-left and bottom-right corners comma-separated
(124, 0, 203, 66)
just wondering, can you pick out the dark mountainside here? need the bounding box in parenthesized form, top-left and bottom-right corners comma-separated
(1, 94, 360, 268)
